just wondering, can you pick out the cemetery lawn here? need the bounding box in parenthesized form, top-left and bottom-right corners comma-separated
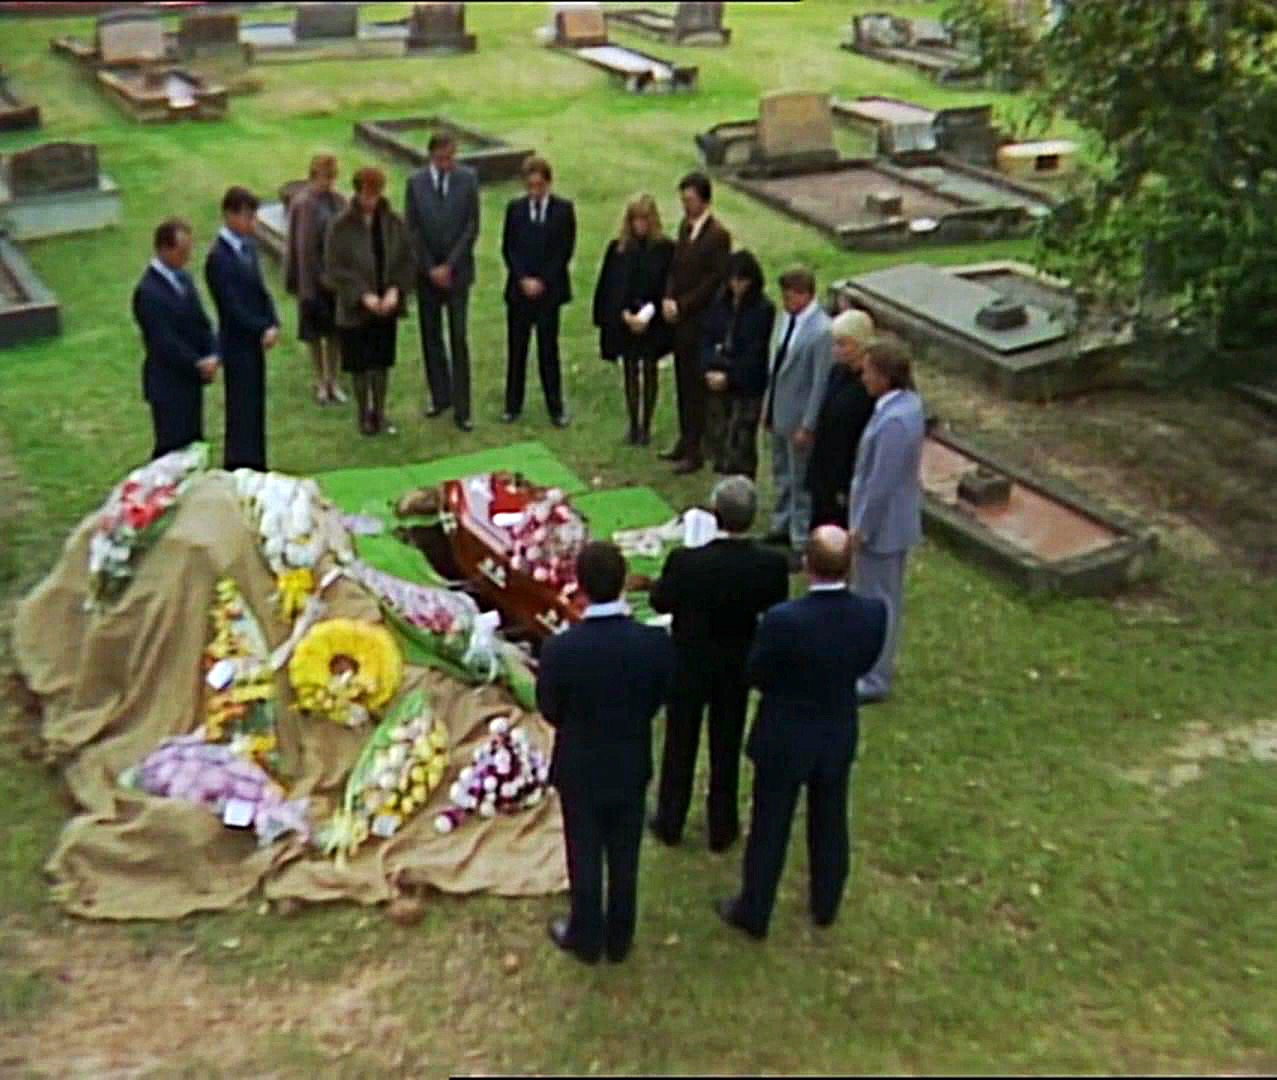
(2, 1, 1277, 1073)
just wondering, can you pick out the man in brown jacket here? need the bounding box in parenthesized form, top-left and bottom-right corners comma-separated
(661, 172, 731, 475)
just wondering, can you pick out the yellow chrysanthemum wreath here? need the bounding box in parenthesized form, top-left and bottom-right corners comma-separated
(288, 618, 403, 727)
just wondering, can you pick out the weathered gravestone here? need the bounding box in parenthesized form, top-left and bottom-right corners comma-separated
(757, 91, 836, 164)
(96, 9, 166, 64)
(410, 3, 464, 41)
(177, 12, 241, 58)
(675, 2, 724, 36)
(8, 142, 98, 197)
(295, 2, 358, 40)
(556, 5, 609, 47)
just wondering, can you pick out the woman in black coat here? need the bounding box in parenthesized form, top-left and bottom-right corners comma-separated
(805, 307, 877, 528)
(592, 194, 675, 445)
(700, 250, 775, 480)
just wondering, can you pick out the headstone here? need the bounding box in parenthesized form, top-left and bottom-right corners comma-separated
(177, 12, 241, 56)
(294, 2, 359, 40)
(6, 142, 98, 197)
(96, 9, 165, 64)
(757, 91, 834, 161)
(409, 2, 467, 44)
(556, 5, 608, 47)
(857, 13, 910, 48)
(674, 2, 723, 34)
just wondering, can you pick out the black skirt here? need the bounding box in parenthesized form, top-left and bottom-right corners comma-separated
(339, 316, 397, 374)
(297, 289, 337, 343)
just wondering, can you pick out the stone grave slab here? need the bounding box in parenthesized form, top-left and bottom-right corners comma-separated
(97, 9, 166, 64)
(295, 2, 358, 40)
(757, 91, 835, 162)
(605, 2, 729, 45)
(96, 66, 228, 123)
(0, 143, 121, 240)
(0, 70, 40, 130)
(354, 116, 533, 182)
(0, 234, 60, 349)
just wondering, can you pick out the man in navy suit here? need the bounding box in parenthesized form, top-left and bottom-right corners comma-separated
(131, 218, 219, 460)
(716, 525, 887, 940)
(501, 155, 576, 427)
(204, 186, 279, 471)
(537, 542, 675, 964)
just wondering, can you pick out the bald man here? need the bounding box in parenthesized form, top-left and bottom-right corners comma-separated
(805, 308, 876, 530)
(716, 526, 887, 940)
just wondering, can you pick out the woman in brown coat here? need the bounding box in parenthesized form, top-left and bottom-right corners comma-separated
(285, 154, 348, 406)
(323, 167, 416, 436)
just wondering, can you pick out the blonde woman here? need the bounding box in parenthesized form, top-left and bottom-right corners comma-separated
(591, 194, 675, 445)
(285, 154, 347, 405)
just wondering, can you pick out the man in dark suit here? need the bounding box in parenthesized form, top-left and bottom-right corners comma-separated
(501, 155, 576, 427)
(662, 171, 732, 475)
(537, 542, 675, 965)
(204, 186, 279, 472)
(132, 218, 219, 460)
(404, 132, 480, 431)
(717, 525, 888, 940)
(647, 476, 789, 852)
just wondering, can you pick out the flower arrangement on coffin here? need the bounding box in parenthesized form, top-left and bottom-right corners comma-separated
(120, 734, 309, 846)
(340, 559, 537, 710)
(201, 577, 282, 774)
(288, 617, 403, 728)
(433, 716, 550, 834)
(233, 470, 353, 623)
(494, 477, 588, 596)
(86, 443, 209, 612)
(317, 688, 449, 861)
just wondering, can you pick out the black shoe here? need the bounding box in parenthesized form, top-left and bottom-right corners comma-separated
(708, 831, 738, 854)
(811, 912, 837, 929)
(672, 457, 703, 476)
(762, 531, 790, 547)
(424, 403, 450, 419)
(550, 412, 571, 429)
(657, 445, 684, 462)
(714, 897, 765, 941)
(637, 428, 651, 447)
(606, 943, 632, 964)
(857, 691, 888, 707)
(647, 813, 678, 846)
(548, 916, 599, 964)
(623, 428, 640, 446)
(501, 411, 520, 424)
(455, 417, 473, 432)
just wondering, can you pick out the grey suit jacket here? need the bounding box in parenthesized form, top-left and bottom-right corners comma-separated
(762, 304, 834, 437)
(849, 389, 925, 554)
(403, 164, 480, 291)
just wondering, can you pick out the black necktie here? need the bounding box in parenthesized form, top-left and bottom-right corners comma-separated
(240, 239, 257, 269)
(765, 314, 798, 427)
(173, 269, 188, 296)
(533, 198, 543, 225)
(435, 172, 445, 199)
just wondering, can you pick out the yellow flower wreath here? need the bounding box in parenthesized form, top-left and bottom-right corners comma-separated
(288, 618, 403, 727)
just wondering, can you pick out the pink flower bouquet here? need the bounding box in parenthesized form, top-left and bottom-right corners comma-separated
(433, 716, 550, 834)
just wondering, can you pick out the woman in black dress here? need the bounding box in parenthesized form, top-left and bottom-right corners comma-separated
(805, 307, 877, 528)
(699, 250, 775, 479)
(323, 167, 417, 436)
(591, 193, 675, 445)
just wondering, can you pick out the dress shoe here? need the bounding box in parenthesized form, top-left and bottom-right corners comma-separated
(857, 692, 887, 707)
(811, 912, 837, 929)
(547, 916, 598, 965)
(714, 897, 765, 941)
(501, 411, 520, 424)
(606, 943, 632, 964)
(657, 445, 684, 462)
(455, 417, 474, 432)
(708, 831, 738, 854)
(672, 457, 703, 476)
(646, 813, 678, 846)
(637, 428, 651, 447)
(550, 412, 571, 429)
(423, 403, 450, 419)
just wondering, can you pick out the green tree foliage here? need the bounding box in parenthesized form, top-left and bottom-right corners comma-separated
(944, 0, 1277, 359)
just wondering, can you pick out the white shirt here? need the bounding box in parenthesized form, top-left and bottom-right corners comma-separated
(874, 388, 903, 414)
(429, 165, 449, 199)
(774, 297, 821, 365)
(687, 209, 711, 243)
(808, 581, 848, 592)
(149, 257, 184, 296)
(584, 600, 630, 619)
(218, 225, 246, 258)
(529, 195, 549, 223)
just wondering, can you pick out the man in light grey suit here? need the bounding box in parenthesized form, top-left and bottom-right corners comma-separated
(761, 267, 834, 560)
(849, 337, 925, 704)
(405, 131, 480, 432)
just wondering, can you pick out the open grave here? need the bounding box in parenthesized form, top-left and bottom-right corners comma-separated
(353, 116, 534, 183)
(919, 422, 1156, 595)
(697, 92, 1052, 251)
(0, 232, 60, 348)
(0, 141, 121, 241)
(841, 11, 981, 85)
(828, 260, 1134, 401)
(542, 4, 697, 94)
(0, 67, 40, 130)
(604, 2, 730, 46)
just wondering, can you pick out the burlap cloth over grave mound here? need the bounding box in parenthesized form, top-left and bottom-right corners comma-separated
(13, 472, 567, 920)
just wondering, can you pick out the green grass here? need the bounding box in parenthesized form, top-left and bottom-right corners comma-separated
(2, 1, 1276, 1074)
